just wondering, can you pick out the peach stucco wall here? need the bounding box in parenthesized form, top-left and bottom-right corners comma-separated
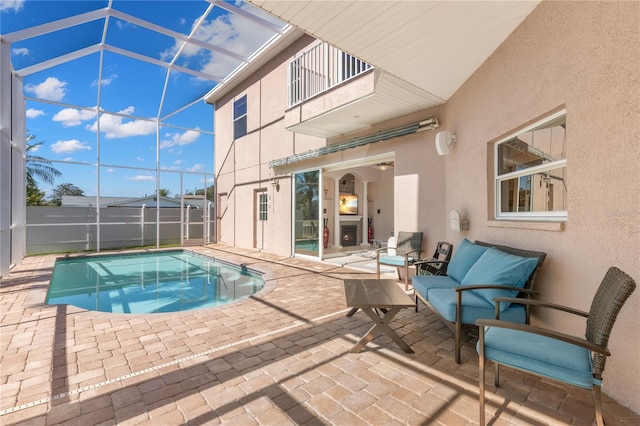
(214, 35, 325, 254)
(441, 1, 639, 411)
(213, 1, 639, 413)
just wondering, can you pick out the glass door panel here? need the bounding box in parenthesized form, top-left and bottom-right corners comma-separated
(294, 171, 319, 257)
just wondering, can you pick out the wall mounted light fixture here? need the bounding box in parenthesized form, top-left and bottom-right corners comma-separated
(449, 209, 470, 232)
(376, 162, 394, 171)
(271, 179, 280, 191)
(435, 131, 457, 156)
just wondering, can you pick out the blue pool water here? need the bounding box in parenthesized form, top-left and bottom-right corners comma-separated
(46, 250, 264, 314)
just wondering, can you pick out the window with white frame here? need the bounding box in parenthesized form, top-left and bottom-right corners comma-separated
(259, 192, 268, 221)
(495, 110, 567, 220)
(233, 95, 247, 139)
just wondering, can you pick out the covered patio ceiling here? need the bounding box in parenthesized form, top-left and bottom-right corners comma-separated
(250, 0, 540, 101)
(248, 0, 540, 137)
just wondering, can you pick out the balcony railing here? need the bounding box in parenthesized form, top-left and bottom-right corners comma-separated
(288, 42, 372, 107)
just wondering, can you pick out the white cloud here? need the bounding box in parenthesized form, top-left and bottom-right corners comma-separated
(188, 164, 204, 172)
(52, 107, 97, 127)
(159, 11, 273, 78)
(29, 144, 40, 153)
(136, 157, 145, 162)
(62, 157, 73, 162)
(107, 168, 116, 173)
(87, 107, 156, 139)
(174, 159, 184, 165)
(26, 108, 45, 118)
(91, 74, 118, 87)
(24, 77, 68, 101)
(127, 175, 155, 182)
(12, 47, 29, 56)
(160, 128, 201, 149)
(0, 0, 25, 12)
(51, 139, 92, 154)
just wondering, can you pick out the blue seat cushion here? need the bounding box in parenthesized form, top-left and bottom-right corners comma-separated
(413, 274, 459, 300)
(460, 247, 538, 310)
(446, 238, 488, 282)
(379, 255, 418, 266)
(428, 288, 526, 324)
(479, 326, 596, 389)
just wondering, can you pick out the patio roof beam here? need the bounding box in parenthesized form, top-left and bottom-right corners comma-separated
(1, 8, 108, 43)
(103, 45, 225, 82)
(109, 8, 250, 64)
(160, 96, 207, 122)
(156, 2, 215, 120)
(16, 44, 102, 76)
(22, 93, 213, 134)
(210, 0, 285, 34)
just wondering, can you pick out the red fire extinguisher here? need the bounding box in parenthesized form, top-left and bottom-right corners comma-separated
(323, 218, 329, 249)
(367, 217, 374, 243)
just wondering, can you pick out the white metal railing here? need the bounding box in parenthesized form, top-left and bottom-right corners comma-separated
(301, 220, 318, 238)
(288, 42, 372, 107)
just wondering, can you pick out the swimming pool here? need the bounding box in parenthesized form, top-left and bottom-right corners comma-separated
(46, 250, 264, 314)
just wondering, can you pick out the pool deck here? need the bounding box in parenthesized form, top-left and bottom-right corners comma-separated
(1, 244, 639, 425)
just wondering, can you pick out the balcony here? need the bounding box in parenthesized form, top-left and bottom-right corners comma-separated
(288, 43, 372, 107)
(285, 42, 444, 139)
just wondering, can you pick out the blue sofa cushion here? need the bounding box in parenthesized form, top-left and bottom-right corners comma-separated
(479, 326, 596, 389)
(413, 274, 459, 300)
(446, 238, 488, 282)
(461, 247, 538, 310)
(428, 288, 526, 324)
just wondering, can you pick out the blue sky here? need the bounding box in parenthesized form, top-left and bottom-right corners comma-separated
(1, 0, 285, 198)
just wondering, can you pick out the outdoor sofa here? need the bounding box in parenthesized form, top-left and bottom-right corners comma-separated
(413, 238, 546, 363)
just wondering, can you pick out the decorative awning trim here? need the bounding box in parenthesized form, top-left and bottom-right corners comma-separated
(269, 116, 438, 168)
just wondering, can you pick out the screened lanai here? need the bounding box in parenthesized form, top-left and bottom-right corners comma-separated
(0, 0, 292, 275)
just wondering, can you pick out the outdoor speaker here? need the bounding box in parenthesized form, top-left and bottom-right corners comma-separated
(435, 131, 456, 156)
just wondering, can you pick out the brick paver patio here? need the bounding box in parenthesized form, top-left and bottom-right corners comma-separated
(1, 244, 639, 425)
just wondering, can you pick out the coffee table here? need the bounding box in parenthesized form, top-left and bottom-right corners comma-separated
(343, 279, 415, 353)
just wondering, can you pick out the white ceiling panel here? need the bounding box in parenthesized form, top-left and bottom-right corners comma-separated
(251, 0, 540, 100)
(287, 72, 442, 138)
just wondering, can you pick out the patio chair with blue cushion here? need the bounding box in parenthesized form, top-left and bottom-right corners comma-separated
(476, 266, 636, 426)
(376, 231, 423, 291)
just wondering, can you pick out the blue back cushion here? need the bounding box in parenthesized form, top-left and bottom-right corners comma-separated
(447, 238, 488, 282)
(461, 247, 539, 309)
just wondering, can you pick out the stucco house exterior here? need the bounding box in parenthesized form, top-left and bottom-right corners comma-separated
(206, 1, 640, 415)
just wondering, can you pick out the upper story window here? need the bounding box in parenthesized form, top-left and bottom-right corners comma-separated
(233, 95, 247, 139)
(495, 110, 567, 221)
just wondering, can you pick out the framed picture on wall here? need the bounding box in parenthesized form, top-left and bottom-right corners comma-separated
(339, 194, 358, 215)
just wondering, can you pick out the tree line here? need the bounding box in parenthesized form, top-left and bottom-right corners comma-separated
(27, 135, 214, 206)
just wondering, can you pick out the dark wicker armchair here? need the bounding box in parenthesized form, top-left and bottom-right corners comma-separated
(476, 266, 636, 426)
(414, 241, 453, 276)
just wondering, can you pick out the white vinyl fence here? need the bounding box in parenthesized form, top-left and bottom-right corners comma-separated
(26, 206, 210, 255)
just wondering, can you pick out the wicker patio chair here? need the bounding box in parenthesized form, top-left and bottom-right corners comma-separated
(476, 266, 636, 426)
(414, 241, 453, 276)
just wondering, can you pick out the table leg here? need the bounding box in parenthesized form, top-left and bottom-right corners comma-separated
(350, 307, 413, 353)
(346, 307, 388, 317)
(346, 307, 359, 317)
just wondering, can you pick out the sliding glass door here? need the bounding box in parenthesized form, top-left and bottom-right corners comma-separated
(293, 170, 320, 257)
